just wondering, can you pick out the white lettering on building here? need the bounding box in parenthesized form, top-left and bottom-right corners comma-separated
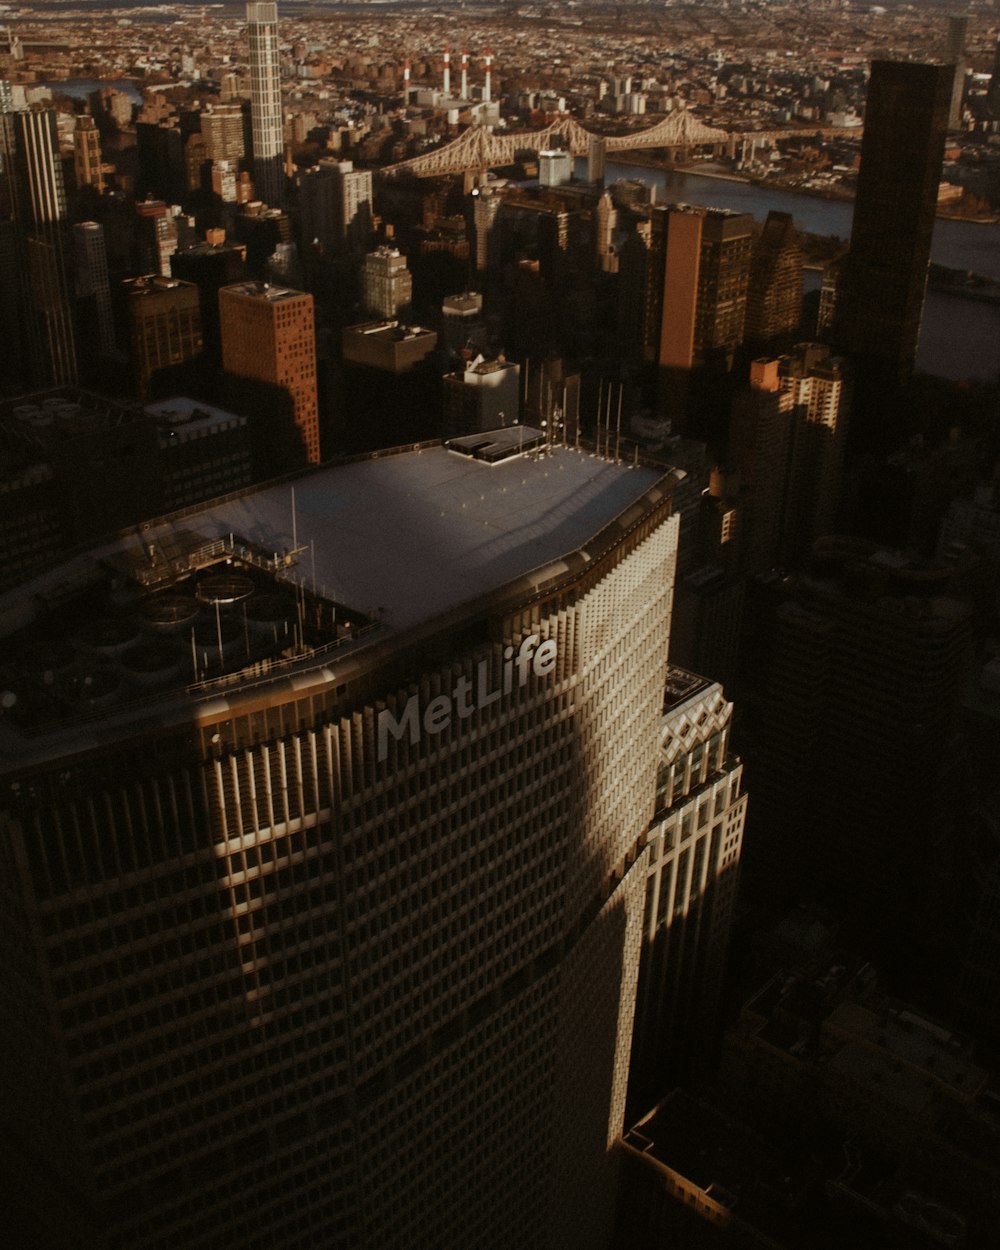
(377, 635, 557, 762)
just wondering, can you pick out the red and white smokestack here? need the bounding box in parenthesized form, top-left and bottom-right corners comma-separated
(443, 45, 450, 98)
(403, 57, 410, 96)
(461, 49, 468, 100)
(483, 47, 492, 103)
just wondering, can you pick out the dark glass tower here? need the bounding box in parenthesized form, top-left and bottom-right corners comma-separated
(834, 61, 951, 400)
(0, 106, 78, 387)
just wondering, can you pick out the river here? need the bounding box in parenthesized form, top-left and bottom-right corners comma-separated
(598, 159, 1000, 382)
(42, 78, 144, 105)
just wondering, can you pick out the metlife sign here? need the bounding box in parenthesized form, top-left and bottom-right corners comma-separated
(377, 634, 557, 762)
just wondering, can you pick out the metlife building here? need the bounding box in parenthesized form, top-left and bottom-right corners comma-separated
(0, 433, 682, 1250)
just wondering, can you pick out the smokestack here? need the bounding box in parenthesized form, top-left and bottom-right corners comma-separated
(484, 47, 492, 104)
(403, 56, 410, 99)
(443, 45, 450, 98)
(461, 49, 468, 100)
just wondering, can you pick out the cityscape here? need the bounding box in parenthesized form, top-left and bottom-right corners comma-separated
(1, 2, 999, 1248)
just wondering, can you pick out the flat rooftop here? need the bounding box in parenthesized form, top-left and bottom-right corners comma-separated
(1, 443, 670, 765)
(177, 444, 663, 631)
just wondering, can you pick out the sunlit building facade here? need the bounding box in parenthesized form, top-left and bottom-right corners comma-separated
(1, 441, 683, 1250)
(219, 279, 319, 465)
(246, 1, 284, 207)
(627, 668, 747, 1115)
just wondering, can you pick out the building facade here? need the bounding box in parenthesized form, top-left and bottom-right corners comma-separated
(201, 102, 247, 203)
(219, 280, 319, 465)
(361, 246, 412, 320)
(299, 159, 373, 256)
(1, 106, 78, 388)
(776, 342, 849, 565)
(730, 344, 849, 574)
(72, 221, 116, 362)
(0, 442, 683, 1250)
(743, 539, 973, 945)
(125, 275, 203, 400)
(643, 205, 752, 429)
(443, 353, 520, 437)
(246, 1, 284, 207)
(744, 210, 803, 347)
(171, 234, 248, 363)
(628, 667, 747, 1115)
(834, 61, 952, 399)
(135, 200, 180, 278)
(945, 14, 967, 131)
(73, 115, 104, 192)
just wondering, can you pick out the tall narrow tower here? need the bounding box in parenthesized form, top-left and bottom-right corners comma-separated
(945, 14, 968, 131)
(72, 115, 104, 192)
(2, 108, 78, 386)
(834, 61, 951, 404)
(246, 1, 283, 207)
(72, 221, 116, 362)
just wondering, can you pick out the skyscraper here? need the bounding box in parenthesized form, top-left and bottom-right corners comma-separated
(125, 274, 203, 400)
(945, 14, 968, 131)
(361, 245, 412, 319)
(775, 343, 850, 565)
(730, 344, 849, 573)
(170, 233, 247, 363)
(627, 667, 747, 1114)
(642, 205, 752, 431)
(643, 205, 702, 381)
(693, 208, 753, 361)
(744, 539, 973, 943)
(201, 101, 247, 204)
(729, 357, 793, 574)
(834, 61, 951, 401)
(0, 440, 683, 1250)
(744, 210, 803, 347)
(72, 221, 116, 363)
(471, 184, 501, 272)
(0, 107, 78, 387)
(299, 159, 373, 257)
(247, 1, 284, 207)
(135, 199, 180, 277)
(219, 279, 319, 466)
(72, 115, 104, 192)
(201, 101, 246, 168)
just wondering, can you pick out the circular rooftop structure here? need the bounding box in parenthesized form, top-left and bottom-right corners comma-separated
(196, 573, 255, 606)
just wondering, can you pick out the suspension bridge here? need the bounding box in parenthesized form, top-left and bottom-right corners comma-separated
(382, 110, 858, 179)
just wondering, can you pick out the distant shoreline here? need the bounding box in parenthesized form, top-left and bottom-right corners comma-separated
(613, 151, 999, 227)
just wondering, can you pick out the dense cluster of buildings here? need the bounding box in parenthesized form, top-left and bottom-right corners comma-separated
(1, 3, 999, 1249)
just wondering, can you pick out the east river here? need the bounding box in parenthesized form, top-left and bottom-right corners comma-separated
(603, 159, 1000, 382)
(31, 108, 1000, 379)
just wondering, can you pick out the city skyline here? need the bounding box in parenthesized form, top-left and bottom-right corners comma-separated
(0, 5, 999, 1248)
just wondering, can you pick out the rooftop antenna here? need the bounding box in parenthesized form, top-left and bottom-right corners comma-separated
(596, 377, 604, 457)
